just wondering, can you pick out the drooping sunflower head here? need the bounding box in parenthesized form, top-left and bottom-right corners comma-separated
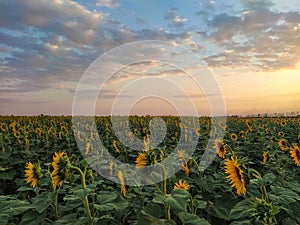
(265, 128, 269, 134)
(245, 119, 252, 131)
(224, 156, 246, 195)
(214, 138, 226, 159)
(85, 141, 91, 155)
(277, 131, 284, 137)
(177, 149, 187, 162)
(290, 144, 300, 166)
(118, 170, 127, 197)
(135, 152, 147, 168)
(231, 133, 238, 141)
(25, 162, 43, 188)
(50, 152, 71, 190)
(263, 152, 267, 163)
(240, 130, 247, 139)
(270, 136, 276, 142)
(36, 127, 42, 138)
(174, 180, 189, 191)
(278, 139, 288, 151)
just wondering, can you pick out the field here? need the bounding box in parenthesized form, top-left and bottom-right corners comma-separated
(0, 115, 299, 225)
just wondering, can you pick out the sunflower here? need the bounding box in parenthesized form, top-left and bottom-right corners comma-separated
(240, 130, 247, 139)
(174, 180, 189, 191)
(278, 139, 288, 151)
(1, 123, 8, 132)
(118, 171, 127, 197)
(50, 152, 71, 190)
(135, 152, 147, 168)
(280, 120, 286, 127)
(85, 141, 91, 155)
(159, 150, 165, 161)
(182, 163, 190, 175)
(231, 133, 238, 141)
(177, 149, 190, 175)
(265, 128, 269, 135)
(290, 144, 300, 166)
(263, 152, 267, 163)
(245, 119, 252, 131)
(77, 131, 83, 141)
(113, 140, 120, 154)
(214, 138, 226, 159)
(178, 149, 187, 162)
(36, 127, 42, 138)
(25, 162, 43, 188)
(224, 156, 246, 195)
(278, 131, 284, 137)
(270, 136, 276, 142)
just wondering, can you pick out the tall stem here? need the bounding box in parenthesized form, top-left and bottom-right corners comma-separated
(54, 189, 59, 219)
(71, 166, 93, 225)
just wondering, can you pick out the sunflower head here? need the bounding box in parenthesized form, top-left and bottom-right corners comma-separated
(245, 119, 252, 131)
(263, 152, 267, 163)
(280, 120, 286, 127)
(240, 130, 247, 139)
(36, 127, 42, 138)
(174, 180, 189, 191)
(278, 131, 284, 137)
(25, 162, 43, 188)
(290, 144, 300, 166)
(118, 170, 127, 197)
(50, 152, 71, 190)
(177, 149, 187, 162)
(265, 128, 269, 134)
(231, 133, 238, 141)
(135, 152, 147, 168)
(214, 138, 226, 159)
(1, 123, 8, 132)
(224, 156, 246, 195)
(278, 139, 288, 151)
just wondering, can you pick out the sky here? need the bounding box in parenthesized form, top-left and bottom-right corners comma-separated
(0, 0, 300, 116)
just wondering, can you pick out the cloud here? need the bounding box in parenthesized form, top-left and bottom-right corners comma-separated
(96, 0, 120, 8)
(203, 4, 300, 71)
(164, 10, 188, 28)
(0, 0, 105, 45)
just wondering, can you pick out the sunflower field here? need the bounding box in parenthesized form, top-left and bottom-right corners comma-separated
(0, 115, 299, 225)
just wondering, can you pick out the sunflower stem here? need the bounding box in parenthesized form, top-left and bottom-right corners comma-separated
(249, 168, 269, 203)
(54, 189, 59, 219)
(161, 164, 170, 220)
(71, 166, 93, 225)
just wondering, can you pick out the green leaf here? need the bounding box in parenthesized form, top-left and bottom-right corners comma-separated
(96, 191, 118, 204)
(282, 218, 299, 225)
(256, 173, 276, 187)
(230, 220, 252, 225)
(32, 191, 53, 213)
(178, 212, 211, 225)
(195, 200, 207, 210)
(53, 213, 83, 225)
(230, 199, 252, 220)
(19, 210, 47, 225)
(17, 186, 35, 192)
(137, 209, 176, 225)
(164, 189, 189, 213)
(0, 198, 34, 221)
(153, 192, 165, 205)
(269, 187, 300, 205)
